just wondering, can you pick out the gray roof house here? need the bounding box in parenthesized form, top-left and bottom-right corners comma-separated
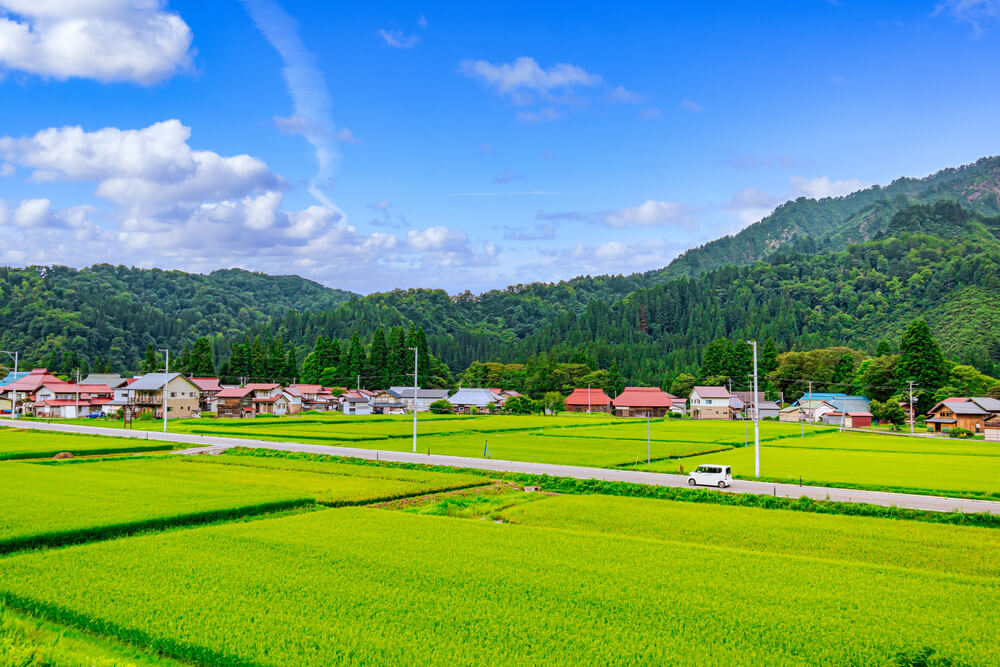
(449, 388, 501, 412)
(82, 373, 129, 388)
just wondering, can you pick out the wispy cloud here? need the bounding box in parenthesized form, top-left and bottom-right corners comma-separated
(536, 200, 695, 228)
(681, 98, 703, 112)
(933, 0, 1000, 32)
(608, 85, 644, 104)
(241, 0, 343, 213)
(378, 28, 419, 48)
(459, 57, 602, 99)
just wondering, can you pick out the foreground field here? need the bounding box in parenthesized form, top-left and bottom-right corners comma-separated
(639, 430, 1000, 497)
(0, 456, 483, 553)
(0, 427, 175, 459)
(1, 498, 995, 665)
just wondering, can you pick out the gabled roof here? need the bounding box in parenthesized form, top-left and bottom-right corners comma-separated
(613, 387, 673, 408)
(388, 388, 450, 400)
(0, 371, 29, 386)
(796, 399, 836, 409)
(847, 411, 873, 417)
(691, 386, 731, 399)
(81, 374, 128, 388)
(217, 386, 254, 398)
(930, 399, 989, 416)
(288, 384, 323, 394)
(449, 388, 501, 406)
(128, 373, 199, 391)
(190, 377, 222, 392)
(757, 401, 780, 410)
(732, 391, 766, 405)
(0, 368, 63, 392)
(246, 383, 280, 391)
(564, 387, 611, 406)
(970, 397, 1000, 412)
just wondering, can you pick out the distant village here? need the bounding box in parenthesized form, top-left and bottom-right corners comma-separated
(2, 367, 998, 440)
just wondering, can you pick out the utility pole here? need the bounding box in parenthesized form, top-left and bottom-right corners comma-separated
(75, 369, 80, 418)
(357, 374, 360, 391)
(908, 380, 917, 435)
(410, 346, 418, 453)
(587, 384, 591, 414)
(2, 350, 18, 419)
(748, 340, 760, 478)
(159, 348, 170, 433)
(647, 414, 651, 465)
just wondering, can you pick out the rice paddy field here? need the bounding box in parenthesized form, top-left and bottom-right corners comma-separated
(0, 497, 996, 665)
(1, 424, 998, 665)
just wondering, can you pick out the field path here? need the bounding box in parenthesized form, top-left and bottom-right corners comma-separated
(2, 418, 998, 515)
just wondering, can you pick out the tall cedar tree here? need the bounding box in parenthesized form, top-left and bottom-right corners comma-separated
(388, 327, 408, 386)
(898, 319, 948, 411)
(368, 328, 389, 389)
(189, 337, 216, 377)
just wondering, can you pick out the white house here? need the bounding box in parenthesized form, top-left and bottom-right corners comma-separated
(448, 388, 501, 413)
(689, 386, 732, 419)
(341, 390, 374, 415)
(388, 387, 450, 412)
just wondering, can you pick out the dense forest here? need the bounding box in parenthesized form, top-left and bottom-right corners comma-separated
(2, 156, 1000, 395)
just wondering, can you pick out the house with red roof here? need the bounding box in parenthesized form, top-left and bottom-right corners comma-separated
(564, 388, 612, 413)
(0, 368, 65, 416)
(190, 377, 223, 413)
(243, 383, 289, 415)
(612, 387, 675, 418)
(31, 381, 114, 418)
(216, 386, 255, 418)
(689, 386, 732, 419)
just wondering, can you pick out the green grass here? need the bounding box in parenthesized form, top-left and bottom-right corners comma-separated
(0, 428, 176, 460)
(0, 504, 995, 665)
(637, 431, 1000, 497)
(0, 456, 485, 554)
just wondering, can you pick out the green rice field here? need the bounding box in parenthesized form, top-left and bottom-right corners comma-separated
(0, 427, 176, 459)
(0, 498, 995, 665)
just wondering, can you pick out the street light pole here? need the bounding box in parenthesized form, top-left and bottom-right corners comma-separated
(1, 350, 17, 419)
(747, 340, 760, 478)
(159, 348, 170, 433)
(908, 380, 917, 435)
(410, 346, 418, 453)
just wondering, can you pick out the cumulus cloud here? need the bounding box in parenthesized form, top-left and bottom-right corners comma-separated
(0, 0, 193, 84)
(502, 223, 556, 241)
(725, 188, 785, 227)
(529, 238, 682, 279)
(0, 120, 280, 217)
(603, 200, 690, 228)
(0, 163, 13, 176)
(0, 120, 483, 291)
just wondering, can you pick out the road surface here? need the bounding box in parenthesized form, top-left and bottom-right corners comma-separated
(2, 418, 998, 515)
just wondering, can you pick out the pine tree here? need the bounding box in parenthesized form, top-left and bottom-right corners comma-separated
(250, 337, 265, 382)
(301, 337, 324, 384)
(875, 340, 893, 357)
(285, 346, 298, 383)
(761, 337, 779, 375)
(388, 326, 407, 386)
(343, 332, 365, 388)
(368, 328, 389, 389)
(142, 344, 158, 373)
(189, 337, 216, 377)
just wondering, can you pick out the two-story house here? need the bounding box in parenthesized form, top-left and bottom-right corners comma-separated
(127, 373, 201, 419)
(689, 386, 733, 419)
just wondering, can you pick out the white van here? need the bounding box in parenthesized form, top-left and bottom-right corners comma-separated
(687, 464, 732, 488)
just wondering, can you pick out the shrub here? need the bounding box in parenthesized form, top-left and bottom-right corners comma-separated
(429, 400, 453, 415)
(948, 428, 973, 439)
(669, 412, 682, 419)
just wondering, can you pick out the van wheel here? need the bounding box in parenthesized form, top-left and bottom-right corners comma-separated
(718, 481, 726, 489)
(687, 478, 695, 486)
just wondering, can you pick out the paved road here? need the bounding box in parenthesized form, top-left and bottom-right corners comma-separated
(3, 418, 998, 515)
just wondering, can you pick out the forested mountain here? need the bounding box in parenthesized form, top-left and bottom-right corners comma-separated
(2, 157, 1000, 386)
(653, 155, 1000, 280)
(0, 264, 354, 374)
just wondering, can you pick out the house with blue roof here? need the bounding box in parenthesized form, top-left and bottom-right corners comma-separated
(793, 392, 870, 413)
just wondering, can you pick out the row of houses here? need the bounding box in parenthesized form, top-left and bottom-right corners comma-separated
(0, 369, 527, 419)
(562, 386, 782, 420)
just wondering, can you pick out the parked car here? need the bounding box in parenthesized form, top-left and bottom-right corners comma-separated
(687, 464, 732, 488)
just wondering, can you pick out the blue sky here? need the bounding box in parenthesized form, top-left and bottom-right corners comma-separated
(0, 0, 998, 293)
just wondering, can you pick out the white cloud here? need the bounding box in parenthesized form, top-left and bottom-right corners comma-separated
(725, 188, 785, 227)
(515, 107, 560, 123)
(407, 226, 468, 252)
(934, 0, 1000, 31)
(530, 238, 681, 278)
(241, 0, 343, 212)
(0, 0, 193, 84)
(0, 120, 280, 217)
(603, 200, 690, 228)
(459, 57, 601, 99)
(377, 28, 419, 48)
(724, 175, 866, 228)
(0, 119, 485, 291)
(790, 175, 864, 199)
(681, 99, 703, 112)
(608, 85, 643, 104)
